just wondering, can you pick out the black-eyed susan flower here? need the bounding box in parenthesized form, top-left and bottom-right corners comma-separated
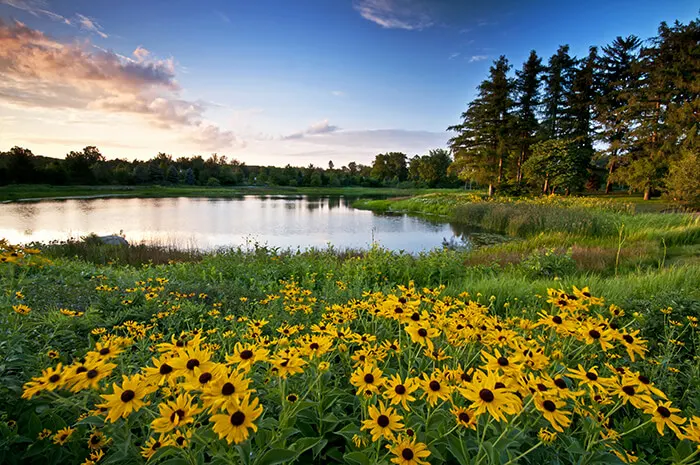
(98, 374, 156, 422)
(53, 427, 75, 445)
(201, 369, 253, 411)
(169, 347, 214, 377)
(534, 397, 572, 432)
(38, 428, 52, 440)
(140, 435, 174, 460)
(87, 430, 109, 449)
(225, 342, 270, 371)
(151, 393, 202, 434)
(47, 350, 59, 360)
(451, 406, 477, 430)
(210, 395, 263, 444)
(384, 374, 418, 410)
(182, 363, 226, 392)
(458, 370, 521, 422)
(361, 400, 404, 442)
(567, 365, 609, 394)
(418, 372, 453, 407)
(405, 323, 440, 352)
(612, 381, 654, 410)
(644, 401, 686, 437)
(350, 364, 385, 396)
(387, 436, 431, 465)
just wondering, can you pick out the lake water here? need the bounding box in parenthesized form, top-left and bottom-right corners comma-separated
(0, 196, 501, 253)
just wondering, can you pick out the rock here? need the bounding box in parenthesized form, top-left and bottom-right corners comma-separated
(97, 235, 129, 246)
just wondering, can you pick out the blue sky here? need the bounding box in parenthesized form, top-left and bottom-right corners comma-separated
(0, 0, 697, 166)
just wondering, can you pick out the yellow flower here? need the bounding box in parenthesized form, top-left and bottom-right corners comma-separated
(141, 435, 174, 461)
(210, 395, 263, 444)
(418, 372, 452, 407)
(534, 397, 571, 432)
(644, 400, 686, 437)
(361, 400, 404, 442)
(458, 370, 521, 422)
(201, 369, 253, 411)
(451, 406, 477, 430)
(387, 436, 431, 465)
(350, 364, 385, 396)
(53, 427, 75, 445)
(98, 374, 156, 422)
(405, 323, 440, 352)
(383, 374, 418, 410)
(538, 428, 557, 444)
(12, 304, 31, 315)
(151, 393, 202, 434)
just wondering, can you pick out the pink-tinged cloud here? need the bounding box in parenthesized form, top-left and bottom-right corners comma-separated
(283, 119, 339, 139)
(353, 0, 433, 30)
(74, 13, 107, 38)
(0, 19, 241, 150)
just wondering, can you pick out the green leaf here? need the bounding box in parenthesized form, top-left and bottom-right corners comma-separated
(447, 435, 470, 465)
(255, 448, 298, 465)
(343, 451, 371, 465)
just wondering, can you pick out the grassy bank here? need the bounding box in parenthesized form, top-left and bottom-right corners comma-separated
(0, 184, 453, 202)
(354, 193, 700, 274)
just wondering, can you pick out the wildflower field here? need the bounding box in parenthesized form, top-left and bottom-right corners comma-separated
(1, 230, 700, 465)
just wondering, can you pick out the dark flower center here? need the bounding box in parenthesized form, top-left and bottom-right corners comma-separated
(429, 380, 441, 392)
(364, 374, 375, 384)
(543, 400, 556, 412)
(638, 375, 650, 384)
(479, 389, 495, 402)
(377, 415, 390, 427)
(585, 372, 598, 381)
(411, 313, 420, 321)
(401, 448, 414, 460)
(287, 394, 298, 402)
(310, 343, 320, 350)
(87, 369, 98, 379)
(170, 409, 186, 422)
(552, 315, 563, 324)
(48, 374, 61, 383)
(395, 385, 406, 395)
(76, 366, 88, 374)
(623, 335, 634, 344)
(230, 411, 246, 426)
(152, 441, 161, 450)
(176, 341, 185, 347)
(494, 382, 506, 389)
(622, 386, 636, 396)
(537, 383, 548, 392)
(99, 348, 110, 355)
(554, 378, 567, 389)
(458, 412, 470, 423)
(120, 390, 135, 402)
(588, 329, 601, 339)
(176, 436, 185, 446)
(394, 307, 403, 314)
(657, 406, 671, 418)
(461, 372, 473, 382)
(160, 363, 173, 375)
(90, 435, 101, 444)
(417, 328, 428, 337)
(199, 372, 213, 384)
(186, 359, 200, 370)
(221, 382, 236, 396)
(497, 357, 509, 367)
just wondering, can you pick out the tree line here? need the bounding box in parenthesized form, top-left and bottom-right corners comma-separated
(448, 18, 699, 201)
(0, 146, 459, 189)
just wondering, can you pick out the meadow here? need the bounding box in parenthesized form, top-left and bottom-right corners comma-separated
(1, 194, 700, 465)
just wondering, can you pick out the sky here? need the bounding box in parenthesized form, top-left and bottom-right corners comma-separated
(0, 0, 697, 167)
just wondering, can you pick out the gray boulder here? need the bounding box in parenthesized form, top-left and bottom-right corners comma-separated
(97, 235, 129, 246)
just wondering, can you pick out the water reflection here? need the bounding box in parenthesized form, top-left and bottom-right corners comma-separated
(0, 196, 504, 253)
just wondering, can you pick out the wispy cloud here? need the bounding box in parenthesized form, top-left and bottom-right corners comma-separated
(448, 52, 460, 60)
(75, 13, 107, 38)
(283, 119, 339, 140)
(331, 90, 344, 97)
(214, 10, 230, 23)
(469, 55, 488, 63)
(353, 0, 433, 30)
(0, 19, 241, 151)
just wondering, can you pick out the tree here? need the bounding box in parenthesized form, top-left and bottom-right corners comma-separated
(513, 50, 544, 183)
(665, 146, 700, 203)
(65, 146, 105, 184)
(542, 45, 577, 139)
(449, 56, 515, 195)
(328, 160, 334, 170)
(524, 139, 590, 194)
(3, 146, 36, 184)
(184, 168, 196, 185)
(166, 165, 180, 184)
(595, 35, 643, 193)
(371, 152, 408, 183)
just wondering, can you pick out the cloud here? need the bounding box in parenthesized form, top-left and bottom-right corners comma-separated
(448, 52, 460, 60)
(0, 0, 70, 24)
(353, 0, 433, 30)
(283, 119, 339, 140)
(188, 124, 242, 151)
(75, 13, 107, 38)
(0, 19, 240, 151)
(214, 10, 230, 23)
(331, 90, 344, 97)
(469, 55, 488, 63)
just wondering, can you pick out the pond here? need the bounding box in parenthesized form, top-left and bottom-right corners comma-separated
(0, 196, 504, 253)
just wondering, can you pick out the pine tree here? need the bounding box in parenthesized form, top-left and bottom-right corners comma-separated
(595, 35, 642, 193)
(449, 56, 515, 196)
(542, 45, 577, 140)
(513, 50, 543, 183)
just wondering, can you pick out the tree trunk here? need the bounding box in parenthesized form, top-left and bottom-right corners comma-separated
(497, 156, 503, 184)
(643, 186, 651, 201)
(488, 184, 495, 196)
(605, 159, 615, 194)
(542, 176, 549, 195)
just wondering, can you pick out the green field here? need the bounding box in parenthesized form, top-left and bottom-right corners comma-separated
(1, 193, 699, 464)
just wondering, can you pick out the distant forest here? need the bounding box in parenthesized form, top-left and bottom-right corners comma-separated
(1, 18, 697, 201)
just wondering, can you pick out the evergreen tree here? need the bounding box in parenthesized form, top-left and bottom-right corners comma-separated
(595, 35, 642, 193)
(449, 56, 515, 196)
(185, 168, 196, 185)
(542, 45, 577, 139)
(166, 165, 180, 184)
(513, 50, 543, 183)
